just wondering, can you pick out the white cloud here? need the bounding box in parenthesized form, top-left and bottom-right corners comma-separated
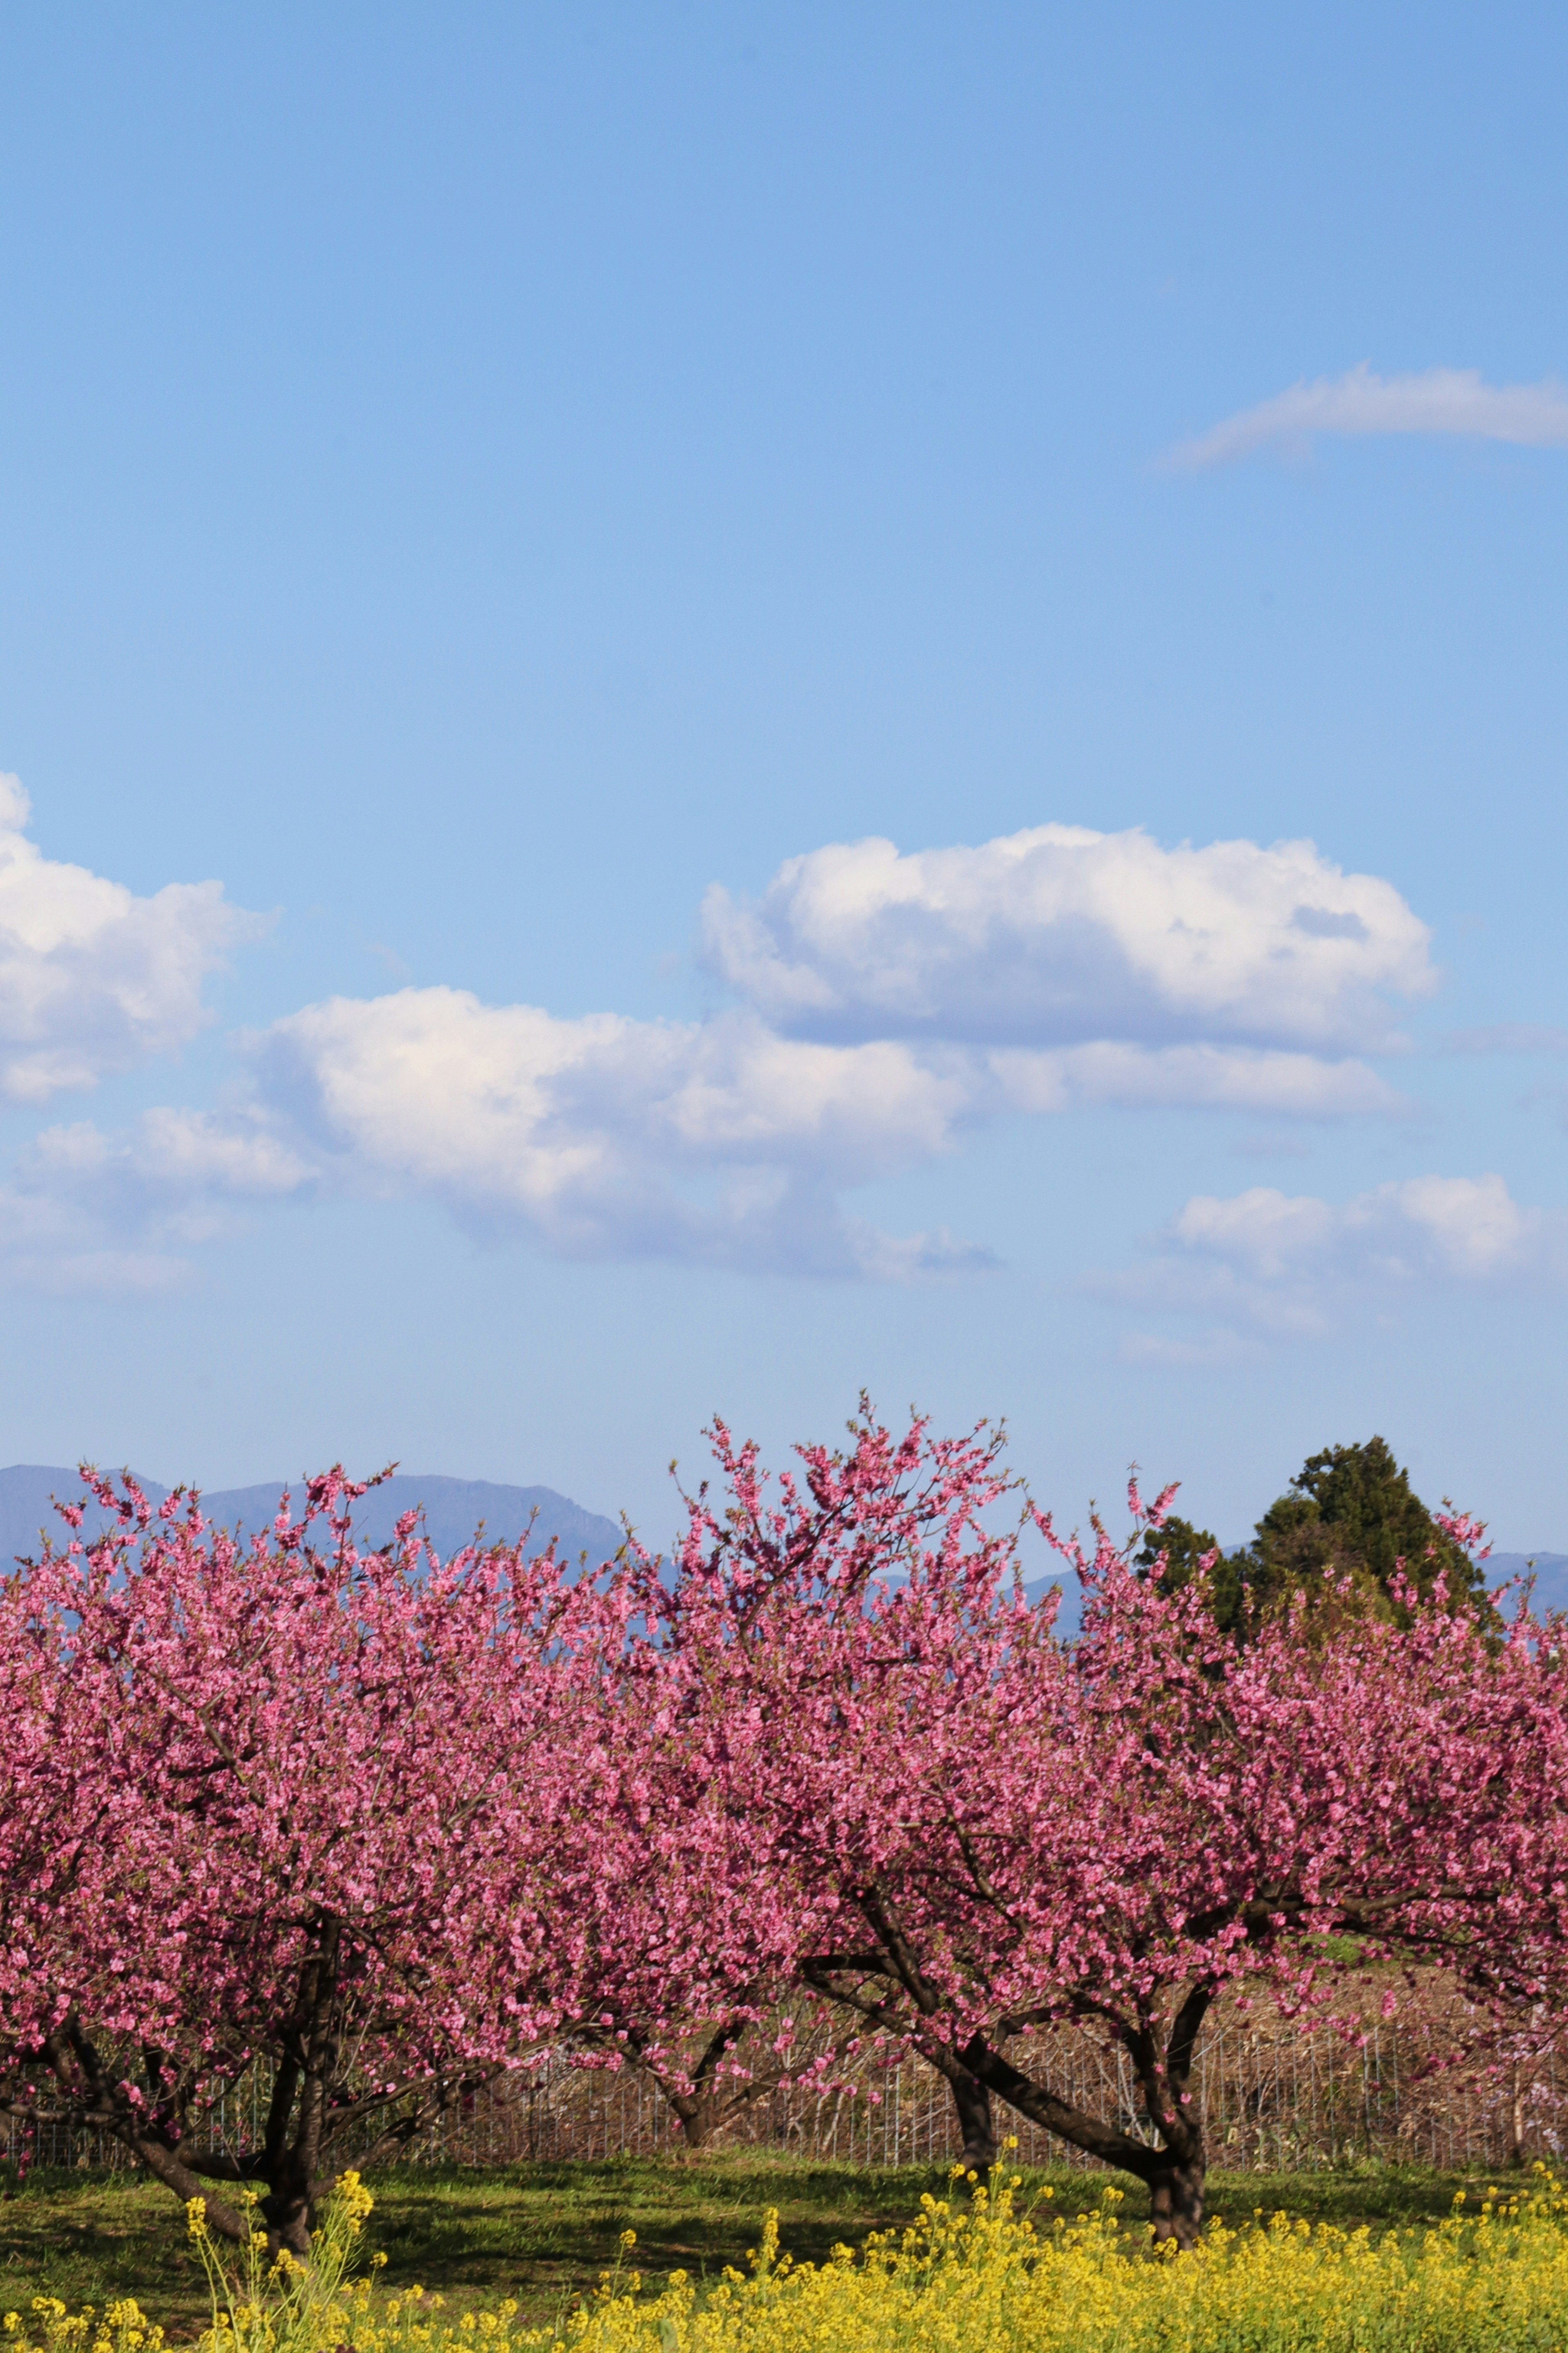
(230, 989, 1405, 1272)
(993, 1042, 1404, 1118)
(21, 986, 1408, 1289)
(702, 823, 1432, 1060)
(0, 801, 1442, 1288)
(0, 1108, 313, 1292)
(243, 988, 988, 1278)
(31, 1108, 312, 1208)
(258, 990, 968, 1189)
(0, 774, 260, 1103)
(1173, 1172, 1542, 1281)
(1098, 1172, 1568, 1349)
(1166, 364, 1568, 471)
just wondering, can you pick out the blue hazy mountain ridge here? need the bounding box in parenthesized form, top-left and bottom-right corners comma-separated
(3, 1463, 1557, 1616)
(1485, 1553, 1568, 1613)
(0, 1465, 623, 1567)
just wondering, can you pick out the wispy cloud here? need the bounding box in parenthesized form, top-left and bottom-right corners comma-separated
(993, 1042, 1403, 1119)
(0, 1109, 312, 1294)
(1446, 1023, 1568, 1056)
(1166, 364, 1568, 471)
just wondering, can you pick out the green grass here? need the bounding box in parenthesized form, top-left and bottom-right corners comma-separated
(0, 2154, 1518, 2341)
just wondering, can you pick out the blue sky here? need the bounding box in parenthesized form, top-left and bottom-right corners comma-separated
(3, 1, 1567, 1550)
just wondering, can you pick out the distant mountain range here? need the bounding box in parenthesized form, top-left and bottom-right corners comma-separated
(0, 1465, 624, 1568)
(5, 1466, 1561, 1618)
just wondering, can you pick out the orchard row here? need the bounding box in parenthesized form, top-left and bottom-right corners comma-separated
(2, 1407, 1555, 2254)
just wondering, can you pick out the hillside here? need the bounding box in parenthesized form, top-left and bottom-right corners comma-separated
(6, 1465, 1556, 1614)
(0, 1465, 624, 1569)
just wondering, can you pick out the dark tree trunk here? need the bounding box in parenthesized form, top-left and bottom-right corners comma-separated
(31, 1956, 476, 2262)
(39, 2021, 254, 2247)
(677, 2108, 717, 2152)
(1146, 2150, 1206, 2246)
(32, 1923, 371, 2258)
(955, 1979, 1215, 2249)
(251, 1918, 341, 2253)
(627, 2010, 867, 2160)
(661, 2085, 721, 2151)
(803, 1894, 1216, 2245)
(948, 2065, 998, 2168)
(611, 2014, 771, 2155)
(258, 2149, 315, 2257)
(619, 2016, 746, 2155)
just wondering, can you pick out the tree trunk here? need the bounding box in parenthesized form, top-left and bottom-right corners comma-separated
(41, 2021, 254, 2247)
(1145, 2149, 1206, 2248)
(956, 2004, 1212, 2248)
(668, 2092, 719, 2152)
(626, 2021, 738, 2154)
(1510, 2067, 1528, 2168)
(258, 2149, 316, 2258)
(948, 2065, 998, 2168)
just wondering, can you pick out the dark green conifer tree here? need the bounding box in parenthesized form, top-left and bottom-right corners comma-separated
(1134, 1437, 1490, 1637)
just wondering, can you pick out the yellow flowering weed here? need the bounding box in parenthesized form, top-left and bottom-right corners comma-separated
(11, 2161, 1568, 2353)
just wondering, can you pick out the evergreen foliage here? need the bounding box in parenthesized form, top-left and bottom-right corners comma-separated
(1137, 1438, 1491, 1636)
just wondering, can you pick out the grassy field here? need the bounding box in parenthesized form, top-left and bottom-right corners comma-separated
(0, 2154, 1517, 2340)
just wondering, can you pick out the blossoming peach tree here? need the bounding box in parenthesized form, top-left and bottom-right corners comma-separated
(641, 1407, 1568, 2245)
(0, 1468, 619, 2254)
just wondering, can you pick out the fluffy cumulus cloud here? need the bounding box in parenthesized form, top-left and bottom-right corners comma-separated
(208, 930, 1417, 1273)
(4, 991, 989, 1285)
(15, 988, 1404, 1288)
(702, 823, 1432, 1061)
(0, 801, 1446, 1288)
(1167, 364, 1568, 471)
(253, 985, 1409, 1242)
(1096, 1172, 1568, 1353)
(0, 775, 258, 1102)
(248, 986, 989, 1277)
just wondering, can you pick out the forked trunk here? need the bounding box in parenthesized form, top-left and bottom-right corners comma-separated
(955, 1982, 1213, 2248)
(634, 2021, 744, 2155)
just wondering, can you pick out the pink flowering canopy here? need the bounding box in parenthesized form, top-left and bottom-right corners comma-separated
(0, 1466, 623, 2250)
(4, 1409, 1566, 2255)
(635, 1406, 1568, 2243)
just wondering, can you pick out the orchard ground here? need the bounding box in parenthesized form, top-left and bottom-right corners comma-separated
(0, 2154, 1522, 2339)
